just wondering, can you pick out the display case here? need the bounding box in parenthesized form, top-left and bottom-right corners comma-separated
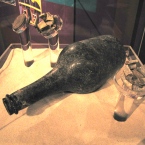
(0, 1, 145, 145)
(1, 0, 145, 56)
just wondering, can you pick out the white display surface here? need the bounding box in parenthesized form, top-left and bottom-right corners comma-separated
(0, 44, 145, 145)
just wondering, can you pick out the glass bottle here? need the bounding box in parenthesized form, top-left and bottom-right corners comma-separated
(2, 35, 126, 115)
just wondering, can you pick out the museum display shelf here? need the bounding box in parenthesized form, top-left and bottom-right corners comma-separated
(0, 44, 145, 145)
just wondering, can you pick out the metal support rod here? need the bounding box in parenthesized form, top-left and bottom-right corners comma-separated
(12, 14, 34, 67)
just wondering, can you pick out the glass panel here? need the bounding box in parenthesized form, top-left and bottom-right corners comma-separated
(0, 1, 20, 55)
(74, 0, 139, 44)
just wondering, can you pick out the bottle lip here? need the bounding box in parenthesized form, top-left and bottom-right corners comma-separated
(2, 94, 20, 115)
(3, 97, 13, 115)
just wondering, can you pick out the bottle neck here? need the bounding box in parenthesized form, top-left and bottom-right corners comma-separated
(3, 68, 65, 115)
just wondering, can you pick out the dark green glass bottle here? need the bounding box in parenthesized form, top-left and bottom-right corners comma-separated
(2, 35, 126, 115)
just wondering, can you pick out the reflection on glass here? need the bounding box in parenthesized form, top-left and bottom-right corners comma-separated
(74, 0, 139, 44)
(0, 0, 16, 6)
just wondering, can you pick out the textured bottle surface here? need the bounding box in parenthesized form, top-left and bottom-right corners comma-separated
(3, 35, 126, 115)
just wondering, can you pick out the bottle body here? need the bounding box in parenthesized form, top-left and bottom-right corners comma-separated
(3, 35, 126, 115)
